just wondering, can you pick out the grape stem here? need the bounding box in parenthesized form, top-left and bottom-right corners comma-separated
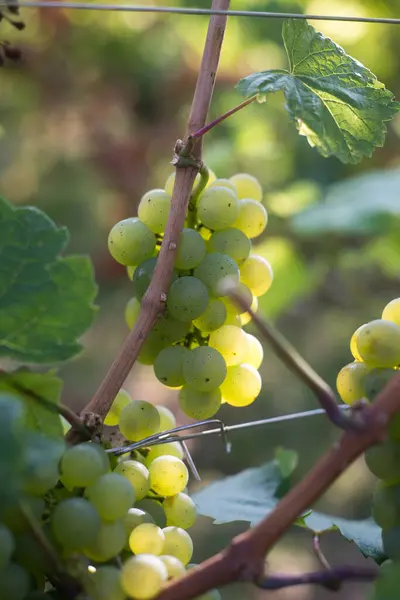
(190, 95, 258, 138)
(312, 534, 331, 571)
(187, 161, 210, 229)
(70, 0, 231, 432)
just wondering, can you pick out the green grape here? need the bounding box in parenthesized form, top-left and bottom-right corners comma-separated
(163, 493, 197, 530)
(175, 228, 207, 270)
(121, 554, 168, 600)
(233, 199, 268, 239)
(245, 334, 263, 369)
(221, 364, 262, 407)
(159, 555, 186, 579)
(155, 346, 189, 388)
(167, 276, 209, 321)
(125, 297, 141, 329)
(193, 298, 227, 333)
(149, 456, 189, 497)
(382, 298, 400, 326)
(0, 525, 14, 569)
(195, 590, 222, 600)
(84, 519, 126, 563)
(124, 508, 154, 548)
(224, 313, 241, 326)
(194, 252, 240, 297)
(208, 228, 251, 264)
(197, 187, 239, 231)
(14, 529, 52, 574)
(240, 255, 273, 297)
(350, 326, 363, 361)
(104, 389, 132, 427)
(119, 400, 161, 441)
(138, 189, 171, 234)
(24, 436, 63, 496)
(372, 483, 400, 530)
(133, 258, 178, 300)
(85, 473, 135, 521)
(156, 405, 176, 431)
(108, 218, 156, 266)
(179, 386, 221, 420)
(222, 282, 252, 316)
(208, 178, 237, 194)
(183, 346, 227, 392)
(135, 499, 166, 528)
(364, 368, 396, 401)
(145, 442, 184, 466)
(89, 565, 125, 600)
(336, 362, 370, 405)
(51, 498, 101, 551)
(230, 173, 263, 201)
(2, 496, 44, 535)
(162, 527, 193, 565)
(60, 443, 107, 489)
(355, 319, 400, 368)
(240, 296, 258, 326)
(129, 522, 165, 555)
(382, 526, 400, 559)
(114, 460, 150, 501)
(156, 316, 191, 345)
(1, 563, 31, 600)
(209, 325, 249, 366)
(127, 265, 136, 280)
(137, 316, 191, 365)
(365, 440, 400, 483)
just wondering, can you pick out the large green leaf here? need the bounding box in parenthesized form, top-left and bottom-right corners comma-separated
(291, 169, 400, 235)
(0, 197, 98, 363)
(236, 20, 399, 164)
(194, 461, 384, 562)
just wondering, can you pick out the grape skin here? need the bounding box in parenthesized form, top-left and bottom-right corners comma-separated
(149, 456, 189, 497)
(194, 252, 240, 297)
(197, 187, 239, 231)
(163, 493, 197, 530)
(162, 526, 193, 565)
(154, 346, 188, 388)
(222, 282, 252, 316)
(108, 218, 156, 266)
(129, 523, 165, 556)
(89, 565, 125, 600)
(183, 346, 227, 392)
(85, 473, 135, 521)
(336, 362, 369, 405)
(245, 334, 264, 369)
(156, 406, 177, 431)
(350, 327, 363, 361)
(179, 386, 221, 420)
(193, 298, 227, 333)
(144, 442, 184, 466)
(240, 255, 273, 297)
(124, 508, 154, 549)
(84, 519, 126, 563)
(240, 296, 258, 326)
(233, 199, 268, 239)
(133, 258, 178, 300)
(138, 189, 171, 234)
(175, 228, 207, 270)
(121, 554, 168, 600)
(159, 555, 186, 579)
(114, 460, 150, 501)
(125, 297, 141, 329)
(382, 298, 400, 326)
(60, 443, 108, 488)
(209, 325, 249, 366)
(221, 364, 262, 407)
(105, 389, 132, 426)
(230, 173, 262, 201)
(355, 319, 400, 368)
(208, 228, 251, 264)
(167, 276, 209, 322)
(119, 400, 161, 441)
(51, 498, 101, 552)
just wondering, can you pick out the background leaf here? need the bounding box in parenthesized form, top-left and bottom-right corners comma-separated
(236, 20, 399, 164)
(0, 197, 98, 363)
(370, 561, 400, 600)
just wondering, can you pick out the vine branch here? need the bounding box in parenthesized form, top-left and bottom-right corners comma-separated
(257, 565, 378, 591)
(190, 94, 258, 138)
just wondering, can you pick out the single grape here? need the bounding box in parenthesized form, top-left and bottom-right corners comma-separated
(153, 346, 188, 389)
(163, 493, 197, 530)
(84, 519, 126, 563)
(104, 389, 132, 427)
(156, 316, 191, 345)
(183, 346, 227, 392)
(179, 386, 221, 420)
(245, 334, 264, 369)
(108, 218, 156, 266)
(145, 442, 184, 466)
(222, 282, 253, 316)
(156, 405, 177, 431)
(159, 555, 186, 579)
(0, 525, 14, 569)
(119, 400, 161, 441)
(85, 473, 135, 521)
(133, 258, 178, 300)
(124, 508, 155, 549)
(114, 460, 150, 501)
(197, 187, 239, 231)
(194, 252, 240, 297)
(230, 173, 262, 201)
(13, 528, 51, 576)
(162, 527, 193, 565)
(209, 325, 249, 366)
(121, 554, 168, 600)
(355, 319, 400, 368)
(208, 228, 251, 264)
(240, 255, 273, 297)
(2, 496, 44, 535)
(1, 563, 31, 600)
(240, 296, 258, 326)
(208, 178, 237, 193)
(23, 437, 62, 496)
(350, 326, 363, 362)
(365, 440, 400, 483)
(149, 456, 189, 497)
(137, 329, 170, 366)
(175, 228, 207, 270)
(51, 497, 101, 552)
(60, 443, 107, 489)
(224, 313, 241, 327)
(336, 362, 370, 405)
(136, 499, 166, 528)
(382, 298, 400, 326)
(129, 522, 165, 555)
(233, 199, 268, 239)
(372, 483, 400, 530)
(125, 297, 141, 329)
(138, 189, 171, 234)
(167, 276, 209, 322)
(193, 298, 227, 333)
(89, 565, 125, 600)
(127, 265, 136, 280)
(364, 368, 396, 401)
(221, 364, 262, 407)
(382, 526, 400, 559)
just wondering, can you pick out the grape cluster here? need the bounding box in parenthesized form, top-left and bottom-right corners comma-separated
(335, 298, 400, 560)
(0, 390, 220, 600)
(108, 171, 272, 416)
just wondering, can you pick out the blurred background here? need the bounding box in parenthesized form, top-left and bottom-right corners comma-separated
(1, 1, 400, 598)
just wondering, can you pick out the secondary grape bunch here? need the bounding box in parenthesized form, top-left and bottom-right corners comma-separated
(108, 170, 272, 415)
(335, 298, 400, 561)
(0, 391, 220, 600)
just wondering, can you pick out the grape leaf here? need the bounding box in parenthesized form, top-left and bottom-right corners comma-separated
(194, 461, 384, 562)
(291, 169, 400, 235)
(236, 20, 400, 164)
(0, 197, 98, 363)
(0, 370, 63, 438)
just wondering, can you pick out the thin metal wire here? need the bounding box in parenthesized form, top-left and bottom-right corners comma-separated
(4, 2, 400, 25)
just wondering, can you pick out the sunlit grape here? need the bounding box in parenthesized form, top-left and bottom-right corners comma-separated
(336, 362, 370, 405)
(230, 173, 263, 201)
(144, 442, 184, 466)
(233, 199, 268, 239)
(125, 297, 141, 329)
(245, 334, 264, 369)
(114, 460, 150, 501)
(355, 319, 400, 368)
(121, 555, 168, 600)
(209, 325, 249, 366)
(104, 389, 132, 427)
(119, 400, 161, 441)
(138, 189, 171, 234)
(197, 187, 239, 230)
(159, 555, 186, 579)
(163, 493, 197, 530)
(220, 364, 262, 407)
(156, 405, 177, 431)
(382, 298, 400, 326)
(149, 456, 189, 497)
(240, 255, 273, 297)
(162, 526, 193, 565)
(129, 523, 165, 555)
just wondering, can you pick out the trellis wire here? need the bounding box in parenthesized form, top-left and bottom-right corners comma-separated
(3, 1, 400, 25)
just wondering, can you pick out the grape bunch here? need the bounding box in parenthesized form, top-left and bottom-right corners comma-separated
(335, 298, 400, 560)
(108, 170, 272, 416)
(0, 390, 220, 600)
